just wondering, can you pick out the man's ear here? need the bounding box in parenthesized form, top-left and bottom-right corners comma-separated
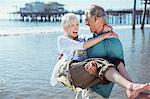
(94, 16, 97, 22)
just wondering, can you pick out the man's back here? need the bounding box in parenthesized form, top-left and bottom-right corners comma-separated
(86, 37, 124, 98)
(87, 38, 124, 60)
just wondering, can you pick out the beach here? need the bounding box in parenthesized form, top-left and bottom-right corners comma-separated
(0, 20, 150, 99)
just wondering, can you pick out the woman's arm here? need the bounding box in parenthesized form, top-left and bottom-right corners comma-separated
(83, 32, 117, 49)
(57, 31, 117, 52)
(83, 25, 117, 49)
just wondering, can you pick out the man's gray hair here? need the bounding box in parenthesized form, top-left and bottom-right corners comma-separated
(61, 13, 79, 28)
(86, 4, 108, 23)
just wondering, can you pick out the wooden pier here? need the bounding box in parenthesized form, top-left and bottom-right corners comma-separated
(10, 1, 150, 28)
(12, 9, 149, 24)
(107, 9, 150, 25)
(133, 0, 150, 29)
(15, 11, 84, 23)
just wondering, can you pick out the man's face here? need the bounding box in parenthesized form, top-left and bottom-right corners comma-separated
(85, 14, 97, 33)
(85, 13, 105, 34)
(64, 19, 79, 39)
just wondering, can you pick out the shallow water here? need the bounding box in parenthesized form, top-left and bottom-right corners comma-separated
(0, 26, 150, 99)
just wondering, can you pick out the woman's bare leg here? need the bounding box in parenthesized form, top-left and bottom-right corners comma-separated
(84, 61, 150, 98)
(117, 62, 132, 82)
(104, 67, 149, 99)
(136, 92, 150, 99)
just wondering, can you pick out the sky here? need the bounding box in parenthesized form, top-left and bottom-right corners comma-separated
(0, 0, 145, 19)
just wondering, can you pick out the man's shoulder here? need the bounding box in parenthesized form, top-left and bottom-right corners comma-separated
(105, 38, 120, 42)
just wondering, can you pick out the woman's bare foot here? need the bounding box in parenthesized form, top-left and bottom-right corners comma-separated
(145, 83, 150, 90)
(126, 83, 150, 99)
(136, 92, 150, 99)
(84, 61, 98, 76)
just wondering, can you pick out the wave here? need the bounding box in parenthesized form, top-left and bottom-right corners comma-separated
(0, 24, 150, 37)
(113, 24, 150, 29)
(0, 26, 63, 36)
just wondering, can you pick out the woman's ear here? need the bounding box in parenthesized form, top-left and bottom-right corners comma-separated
(64, 27, 68, 32)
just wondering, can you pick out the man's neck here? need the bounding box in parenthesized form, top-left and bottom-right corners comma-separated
(95, 23, 106, 34)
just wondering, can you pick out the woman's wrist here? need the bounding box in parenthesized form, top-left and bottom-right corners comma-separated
(101, 34, 106, 40)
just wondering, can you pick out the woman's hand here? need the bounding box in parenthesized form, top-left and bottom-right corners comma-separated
(102, 32, 118, 39)
(109, 32, 119, 38)
(103, 25, 113, 33)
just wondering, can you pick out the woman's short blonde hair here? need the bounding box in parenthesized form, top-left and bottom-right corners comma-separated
(61, 13, 79, 28)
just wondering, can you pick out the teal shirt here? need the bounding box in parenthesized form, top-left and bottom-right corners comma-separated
(87, 37, 124, 98)
(87, 38, 124, 59)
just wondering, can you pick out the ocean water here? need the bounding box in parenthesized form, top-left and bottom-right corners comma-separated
(0, 20, 150, 99)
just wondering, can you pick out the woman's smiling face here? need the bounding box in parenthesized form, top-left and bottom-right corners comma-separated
(64, 19, 79, 39)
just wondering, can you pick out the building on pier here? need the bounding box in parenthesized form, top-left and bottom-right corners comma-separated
(11, 1, 84, 22)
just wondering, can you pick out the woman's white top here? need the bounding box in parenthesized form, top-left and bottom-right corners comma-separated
(50, 35, 89, 86)
(57, 35, 86, 61)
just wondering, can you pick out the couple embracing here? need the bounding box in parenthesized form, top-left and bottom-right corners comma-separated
(51, 4, 150, 99)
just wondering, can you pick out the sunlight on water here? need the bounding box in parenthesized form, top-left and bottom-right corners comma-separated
(0, 26, 63, 36)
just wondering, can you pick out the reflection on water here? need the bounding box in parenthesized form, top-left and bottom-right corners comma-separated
(128, 28, 150, 82)
(131, 29, 135, 50)
(0, 27, 150, 99)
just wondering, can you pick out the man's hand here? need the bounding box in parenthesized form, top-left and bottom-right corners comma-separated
(84, 61, 98, 76)
(58, 53, 63, 60)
